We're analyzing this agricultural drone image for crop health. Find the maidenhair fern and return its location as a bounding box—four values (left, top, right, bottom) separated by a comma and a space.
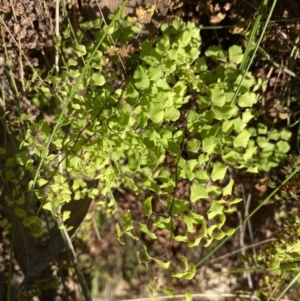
2, 15, 292, 297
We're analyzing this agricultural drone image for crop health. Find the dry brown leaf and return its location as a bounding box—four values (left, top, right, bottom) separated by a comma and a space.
0, 178, 95, 296
21, 192, 91, 287
210, 12, 226, 24
18, 192, 93, 290
136, 5, 153, 24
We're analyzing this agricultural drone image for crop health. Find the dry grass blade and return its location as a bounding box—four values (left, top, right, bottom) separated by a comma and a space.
0, 15, 45, 85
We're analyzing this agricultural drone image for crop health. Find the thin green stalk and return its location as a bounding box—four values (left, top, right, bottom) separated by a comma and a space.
60, 225, 91, 300
30, 2, 129, 299
48, 0, 90, 294
45, 214, 71, 300
231, 0, 277, 106
239, 0, 269, 71
205, 0, 274, 171
275, 270, 300, 301
207, 0, 277, 171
